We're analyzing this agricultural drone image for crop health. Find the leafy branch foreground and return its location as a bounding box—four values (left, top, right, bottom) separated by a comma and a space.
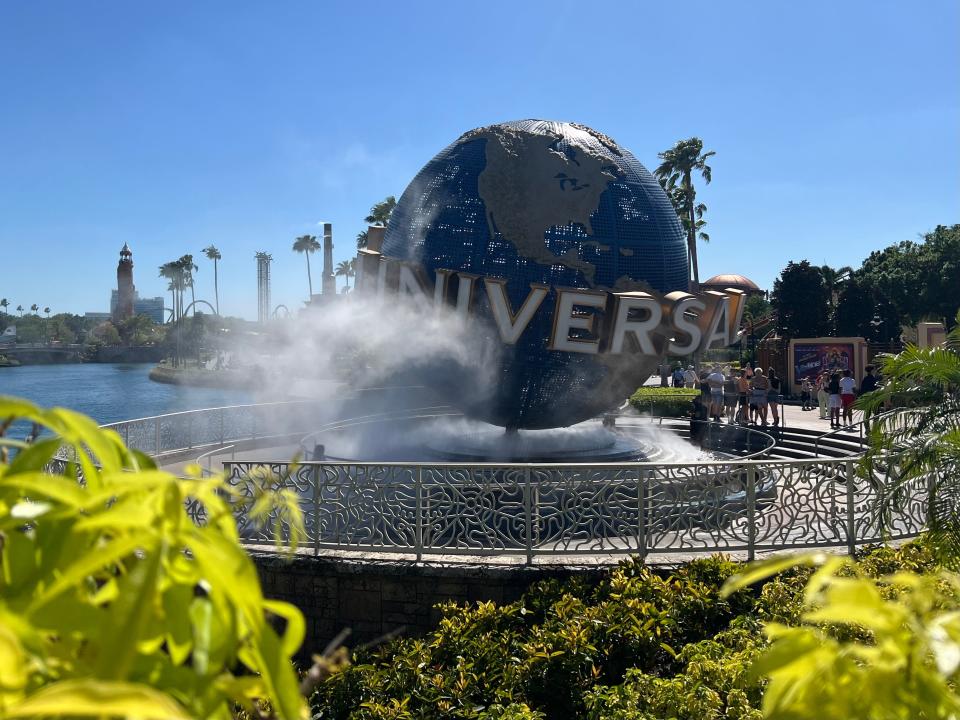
0, 396, 309, 719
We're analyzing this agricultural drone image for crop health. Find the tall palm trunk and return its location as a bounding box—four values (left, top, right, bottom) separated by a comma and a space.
306, 254, 314, 296
213, 259, 219, 315
685, 170, 700, 291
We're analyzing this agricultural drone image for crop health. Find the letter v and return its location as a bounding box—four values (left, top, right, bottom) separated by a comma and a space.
483, 279, 549, 344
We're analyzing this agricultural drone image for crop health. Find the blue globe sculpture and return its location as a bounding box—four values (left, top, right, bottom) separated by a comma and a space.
382, 119, 687, 429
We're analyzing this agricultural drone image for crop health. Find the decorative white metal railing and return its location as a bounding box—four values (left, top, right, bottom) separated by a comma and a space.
218, 453, 934, 563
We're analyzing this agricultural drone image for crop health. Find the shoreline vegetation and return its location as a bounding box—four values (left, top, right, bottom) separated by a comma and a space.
0, 345, 163, 366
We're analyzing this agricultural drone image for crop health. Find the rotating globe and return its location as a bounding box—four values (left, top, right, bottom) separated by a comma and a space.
381, 119, 687, 429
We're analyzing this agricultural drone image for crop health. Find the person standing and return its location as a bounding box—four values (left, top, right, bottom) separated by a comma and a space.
723, 368, 738, 424
683, 365, 699, 389
736, 369, 751, 424
828, 372, 842, 428
817, 372, 830, 420
706, 365, 725, 422
672, 364, 684, 388
800, 377, 813, 411
751, 367, 770, 426
839, 369, 857, 427
859, 365, 879, 429
659, 362, 670, 387
767, 368, 782, 427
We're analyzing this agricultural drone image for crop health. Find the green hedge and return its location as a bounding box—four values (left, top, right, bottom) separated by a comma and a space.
629, 386, 700, 417
310, 543, 939, 719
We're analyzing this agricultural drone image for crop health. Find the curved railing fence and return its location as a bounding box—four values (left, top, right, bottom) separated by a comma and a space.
99, 400, 326, 457
219, 453, 935, 563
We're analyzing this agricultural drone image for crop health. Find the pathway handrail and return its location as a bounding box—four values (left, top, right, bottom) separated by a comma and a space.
812, 407, 912, 456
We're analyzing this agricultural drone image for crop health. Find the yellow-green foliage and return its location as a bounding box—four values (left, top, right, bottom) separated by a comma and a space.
0, 397, 308, 719
723, 551, 960, 719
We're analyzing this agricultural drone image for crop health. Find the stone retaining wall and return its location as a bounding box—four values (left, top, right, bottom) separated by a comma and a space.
252, 552, 610, 656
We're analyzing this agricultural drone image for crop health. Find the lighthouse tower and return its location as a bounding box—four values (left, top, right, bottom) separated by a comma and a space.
114, 243, 136, 322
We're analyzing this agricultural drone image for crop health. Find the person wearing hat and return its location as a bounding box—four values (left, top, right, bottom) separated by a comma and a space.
683, 364, 699, 389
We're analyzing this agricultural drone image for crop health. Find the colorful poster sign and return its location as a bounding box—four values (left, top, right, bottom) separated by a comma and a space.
793, 343, 854, 383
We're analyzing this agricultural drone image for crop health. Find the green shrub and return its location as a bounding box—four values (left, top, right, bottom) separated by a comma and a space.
629, 387, 699, 417
312, 546, 943, 720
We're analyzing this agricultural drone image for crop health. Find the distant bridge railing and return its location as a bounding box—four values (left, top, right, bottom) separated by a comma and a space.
99, 400, 325, 458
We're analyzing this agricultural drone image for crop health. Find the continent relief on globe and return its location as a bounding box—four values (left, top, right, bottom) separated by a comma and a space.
461, 124, 622, 285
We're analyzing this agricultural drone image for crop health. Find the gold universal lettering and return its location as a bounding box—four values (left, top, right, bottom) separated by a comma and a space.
483, 278, 550, 344
608, 292, 663, 354
549, 288, 607, 354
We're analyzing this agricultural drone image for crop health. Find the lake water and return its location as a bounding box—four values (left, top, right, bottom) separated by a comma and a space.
0, 363, 251, 426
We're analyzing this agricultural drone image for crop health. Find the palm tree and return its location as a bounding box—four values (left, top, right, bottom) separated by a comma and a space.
292, 235, 321, 296
356, 196, 397, 249
335, 260, 355, 291
820, 265, 853, 308
30, 304, 38, 315
178, 255, 198, 315
665, 184, 710, 247
365, 196, 396, 226
159, 262, 178, 323
16, 305, 23, 317
655, 138, 715, 291
43, 307, 50, 317
203, 245, 221, 315
0, 299, 8, 315
159, 260, 187, 366
858, 312, 960, 560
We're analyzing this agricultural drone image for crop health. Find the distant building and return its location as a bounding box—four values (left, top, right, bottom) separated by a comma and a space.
256, 252, 272, 323
701, 273, 766, 298
134, 296, 165, 324
87, 244, 167, 324
108, 292, 165, 324
114, 243, 135, 322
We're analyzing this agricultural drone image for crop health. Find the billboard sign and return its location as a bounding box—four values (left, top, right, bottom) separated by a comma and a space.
793, 343, 854, 383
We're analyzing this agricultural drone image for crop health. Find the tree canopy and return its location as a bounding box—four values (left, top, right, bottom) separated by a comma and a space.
771, 260, 830, 338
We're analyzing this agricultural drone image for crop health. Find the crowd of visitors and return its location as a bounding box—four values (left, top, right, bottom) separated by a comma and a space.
659, 361, 883, 432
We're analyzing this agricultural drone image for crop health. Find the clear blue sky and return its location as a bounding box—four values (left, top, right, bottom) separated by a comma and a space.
1, 1, 957, 320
